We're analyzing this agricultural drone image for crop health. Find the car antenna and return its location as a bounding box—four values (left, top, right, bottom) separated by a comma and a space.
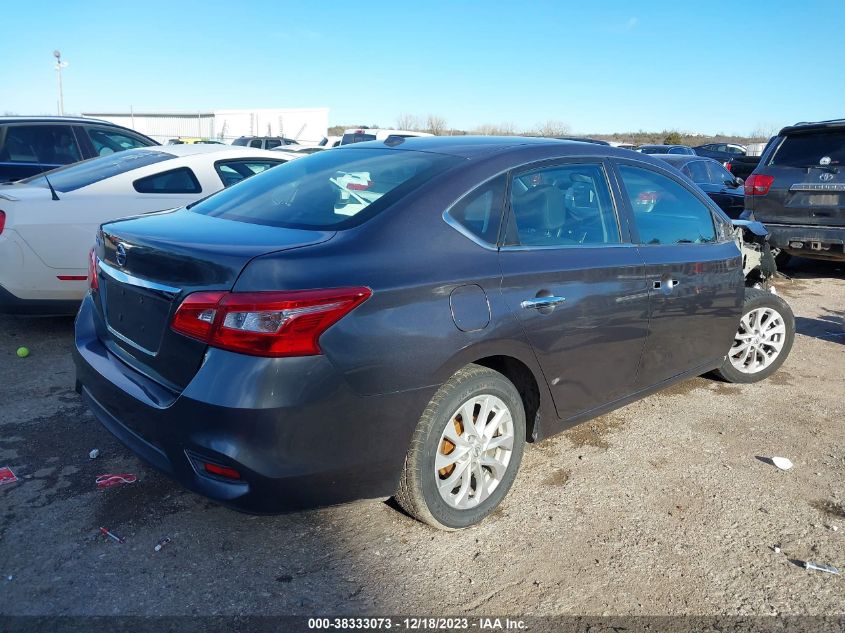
43, 173, 60, 200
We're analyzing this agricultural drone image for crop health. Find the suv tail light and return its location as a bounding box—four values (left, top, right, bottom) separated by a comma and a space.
744, 174, 774, 196
87, 248, 99, 291
171, 287, 372, 357
725, 162, 732, 172
0, 210, 5, 235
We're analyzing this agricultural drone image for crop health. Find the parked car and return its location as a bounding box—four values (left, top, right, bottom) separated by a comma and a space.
340, 128, 433, 145
232, 136, 299, 150
74, 137, 795, 530
0, 116, 158, 183
694, 143, 747, 163
726, 137, 778, 181
0, 145, 289, 314
637, 144, 696, 155
167, 138, 226, 145
653, 154, 746, 218
742, 119, 845, 264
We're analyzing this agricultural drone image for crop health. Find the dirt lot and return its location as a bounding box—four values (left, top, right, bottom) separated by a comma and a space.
0, 258, 843, 617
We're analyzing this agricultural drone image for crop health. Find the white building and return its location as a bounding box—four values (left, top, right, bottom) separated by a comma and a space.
81, 107, 329, 144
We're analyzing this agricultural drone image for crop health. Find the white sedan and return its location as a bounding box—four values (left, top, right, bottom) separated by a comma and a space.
0, 145, 292, 314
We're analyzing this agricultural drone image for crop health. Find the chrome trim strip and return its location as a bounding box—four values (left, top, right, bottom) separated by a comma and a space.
441, 211, 499, 251
789, 183, 845, 192
98, 259, 181, 297
105, 324, 157, 357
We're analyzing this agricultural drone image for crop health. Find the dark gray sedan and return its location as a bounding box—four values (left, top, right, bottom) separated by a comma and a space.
74, 137, 795, 529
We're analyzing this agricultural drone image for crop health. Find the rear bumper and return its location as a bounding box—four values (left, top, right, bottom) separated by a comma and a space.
762, 223, 845, 260
73, 294, 435, 513
0, 285, 79, 315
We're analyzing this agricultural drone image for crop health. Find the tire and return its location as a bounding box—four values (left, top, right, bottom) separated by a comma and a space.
715, 288, 795, 384
395, 364, 526, 530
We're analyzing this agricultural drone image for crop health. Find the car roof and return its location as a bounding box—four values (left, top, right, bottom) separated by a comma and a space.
639, 144, 687, 149
651, 154, 721, 167
332, 135, 658, 162
0, 115, 119, 126
139, 145, 285, 158
780, 119, 845, 135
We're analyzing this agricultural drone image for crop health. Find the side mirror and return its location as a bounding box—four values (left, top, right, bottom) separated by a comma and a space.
725, 177, 743, 188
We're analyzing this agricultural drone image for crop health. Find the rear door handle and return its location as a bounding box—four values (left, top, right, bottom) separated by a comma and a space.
521, 296, 566, 310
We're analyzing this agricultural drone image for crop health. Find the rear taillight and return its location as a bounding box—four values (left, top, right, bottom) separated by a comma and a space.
171, 287, 372, 357
744, 174, 774, 196
87, 248, 99, 291
725, 162, 732, 172
0, 211, 5, 235
203, 462, 241, 480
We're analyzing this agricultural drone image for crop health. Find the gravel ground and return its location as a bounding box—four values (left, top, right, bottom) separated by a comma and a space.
0, 258, 842, 617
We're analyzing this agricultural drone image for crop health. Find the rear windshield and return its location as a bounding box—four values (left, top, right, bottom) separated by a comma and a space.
20, 149, 174, 192
770, 131, 845, 168
341, 133, 377, 145
190, 148, 461, 230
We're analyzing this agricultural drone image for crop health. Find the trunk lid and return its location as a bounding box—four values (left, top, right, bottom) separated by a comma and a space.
753, 165, 845, 227
94, 208, 334, 390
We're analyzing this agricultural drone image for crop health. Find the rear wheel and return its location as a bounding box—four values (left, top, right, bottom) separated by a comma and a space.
395, 364, 525, 530
715, 288, 795, 383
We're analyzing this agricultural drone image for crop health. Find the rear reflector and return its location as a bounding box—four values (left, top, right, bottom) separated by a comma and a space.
87, 249, 99, 291
0, 211, 5, 235
171, 287, 372, 357
57, 275, 87, 281
744, 174, 774, 196
203, 462, 241, 480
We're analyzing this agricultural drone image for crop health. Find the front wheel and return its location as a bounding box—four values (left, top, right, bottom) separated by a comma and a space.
715, 288, 795, 383
395, 364, 526, 530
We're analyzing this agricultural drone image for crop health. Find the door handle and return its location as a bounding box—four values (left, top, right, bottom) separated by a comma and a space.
652, 279, 680, 290
521, 296, 566, 310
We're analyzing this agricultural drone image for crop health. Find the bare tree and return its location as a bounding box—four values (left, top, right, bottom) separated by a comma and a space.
425, 114, 448, 136
532, 119, 572, 137
472, 122, 518, 136
396, 113, 421, 131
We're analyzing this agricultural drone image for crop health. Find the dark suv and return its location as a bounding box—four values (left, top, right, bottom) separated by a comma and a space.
0, 116, 158, 182
744, 119, 845, 263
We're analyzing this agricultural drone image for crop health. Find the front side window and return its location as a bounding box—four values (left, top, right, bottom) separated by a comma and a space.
232, 138, 249, 146
507, 163, 620, 247
770, 131, 845, 167
618, 164, 716, 245
133, 167, 201, 194
683, 160, 710, 184
191, 148, 460, 230
19, 148, 174, 192
0, 124, 81, 165
215, 159, 284, 187
86, 127, 153, 156
249, 139, 263, 148
706, 161, 734, 186
445, 174, 506, 246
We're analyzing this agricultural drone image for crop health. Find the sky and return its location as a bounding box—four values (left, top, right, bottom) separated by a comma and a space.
1, 0, 842, 136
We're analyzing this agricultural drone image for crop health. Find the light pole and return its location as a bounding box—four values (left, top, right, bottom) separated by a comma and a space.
53, 50, 68, 115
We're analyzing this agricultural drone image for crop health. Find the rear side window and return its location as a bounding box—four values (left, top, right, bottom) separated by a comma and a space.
265, 139, 282, 150
706, 161, 733, 185
446, 175, 506, 246
341, 133, 377, 145
507, 163, 620, 247
19, 148, 174, 192
86, 127, 153, 156
133, 167, 201, 193
0, 124, 81, 165
215, 159, 284, 187
249, 139, 263, 148
618, 165, 716, 245
770, 131, 845, 167
191, 148, 460, 230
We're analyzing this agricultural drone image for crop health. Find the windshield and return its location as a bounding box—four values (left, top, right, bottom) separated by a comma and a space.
771, 131, 845, 168
190, 148, 461, 230
20, 149, 174, 192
